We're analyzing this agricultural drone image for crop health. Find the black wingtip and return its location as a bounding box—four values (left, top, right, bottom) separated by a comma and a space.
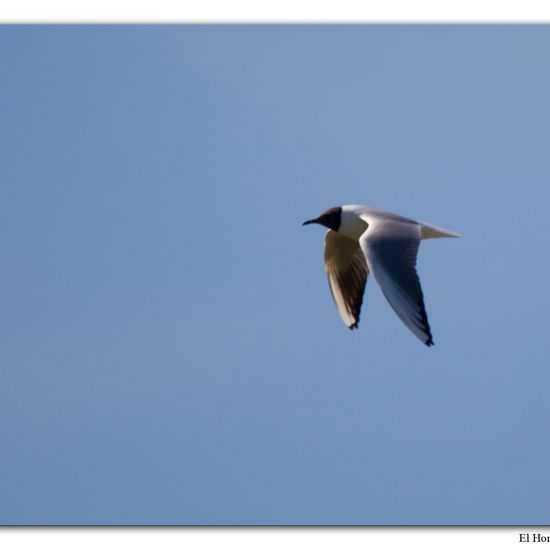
425, 336, 434, 347
348, 322, 359, 330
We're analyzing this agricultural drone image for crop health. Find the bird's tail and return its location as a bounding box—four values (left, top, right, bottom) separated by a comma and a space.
419, 222, 462, 239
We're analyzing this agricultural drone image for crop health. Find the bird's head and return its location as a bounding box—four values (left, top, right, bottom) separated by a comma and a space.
302, 206, 342, 231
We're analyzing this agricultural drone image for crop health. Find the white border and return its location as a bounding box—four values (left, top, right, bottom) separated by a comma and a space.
2, 0, 550, 22
1, 527, 550, 550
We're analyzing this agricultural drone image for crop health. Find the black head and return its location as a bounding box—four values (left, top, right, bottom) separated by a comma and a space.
302, 206, 342, 231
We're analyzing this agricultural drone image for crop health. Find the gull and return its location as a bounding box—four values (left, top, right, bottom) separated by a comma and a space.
303, 205, 460, 346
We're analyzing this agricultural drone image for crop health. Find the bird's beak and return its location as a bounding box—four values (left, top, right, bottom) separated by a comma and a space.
302, 218, 317, 226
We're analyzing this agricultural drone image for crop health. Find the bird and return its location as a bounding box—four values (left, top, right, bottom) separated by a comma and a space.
302, 205, 461, 346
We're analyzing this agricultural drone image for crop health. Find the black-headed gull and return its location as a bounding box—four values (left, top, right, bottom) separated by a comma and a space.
303, 205, 460, 346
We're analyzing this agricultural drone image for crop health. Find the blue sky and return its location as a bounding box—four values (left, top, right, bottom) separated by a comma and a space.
1, 25, 549, 525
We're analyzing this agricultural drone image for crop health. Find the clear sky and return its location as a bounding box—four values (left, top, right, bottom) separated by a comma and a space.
1, 25, 549, 525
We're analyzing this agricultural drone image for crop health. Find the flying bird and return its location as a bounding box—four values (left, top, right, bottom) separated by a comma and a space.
303, 205, 460, 346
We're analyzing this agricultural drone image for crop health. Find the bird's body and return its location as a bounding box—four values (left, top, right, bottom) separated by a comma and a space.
303, 205, 460, 346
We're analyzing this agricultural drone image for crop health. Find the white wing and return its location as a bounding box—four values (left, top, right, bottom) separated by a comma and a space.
324, 230, 369, 329
359, 220, 434, 346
